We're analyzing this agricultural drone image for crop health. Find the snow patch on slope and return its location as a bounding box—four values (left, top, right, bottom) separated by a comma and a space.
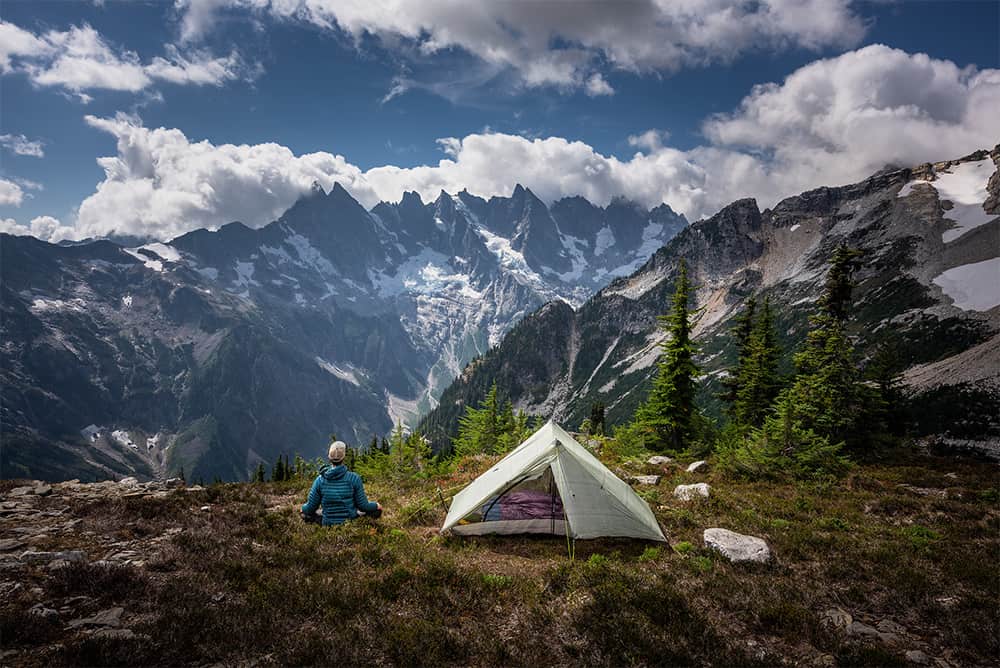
899, 159, 997, 242
933, 258, 1000, 311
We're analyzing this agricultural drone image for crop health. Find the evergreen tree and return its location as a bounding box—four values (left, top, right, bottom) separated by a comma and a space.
788, 246, 864, 447
253, 462, 266, 483
732, 298, 782, 428
719, 393, 850, 479
179, 466, 186, 484
271, 455, 284, 482
721, 297, 757, 409
453, 383, 502, 456
589, 401, 606, 436
633, 258, 702, 452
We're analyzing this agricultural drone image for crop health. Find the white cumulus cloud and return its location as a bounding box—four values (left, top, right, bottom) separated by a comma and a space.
57, 46, 1000, 243
0, 133, 45, 157
175, 0, 867, 95
0, 20, 254, 100
0, 215, 75, 242
0, 179, 25, 206
75, 112, 379, 240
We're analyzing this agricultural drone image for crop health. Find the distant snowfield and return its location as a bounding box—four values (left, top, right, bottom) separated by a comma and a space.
899, 159, 997, 243
933, 257, 1000, 312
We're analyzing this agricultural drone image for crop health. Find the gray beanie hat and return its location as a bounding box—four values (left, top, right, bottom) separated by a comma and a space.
328, 440, 347, 464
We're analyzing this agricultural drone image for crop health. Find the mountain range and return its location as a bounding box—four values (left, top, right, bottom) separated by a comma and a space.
0, 184, 685, 481
419, 148, 1000, 455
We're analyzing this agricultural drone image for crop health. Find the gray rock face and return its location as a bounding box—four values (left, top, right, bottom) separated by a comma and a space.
674, 483, 711, 500
905, 650, 930, 665
703, 528, 772, 563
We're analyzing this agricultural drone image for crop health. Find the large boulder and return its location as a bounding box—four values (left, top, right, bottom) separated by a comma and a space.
703, 528, 772, 563
647, 456, 673, 466
674, 483, 710, 500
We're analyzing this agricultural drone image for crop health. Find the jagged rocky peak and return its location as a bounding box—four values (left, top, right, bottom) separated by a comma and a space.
420, 149, 1000, 450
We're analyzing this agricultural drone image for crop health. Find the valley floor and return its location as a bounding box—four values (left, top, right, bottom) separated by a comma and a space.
1, 450, 997, 666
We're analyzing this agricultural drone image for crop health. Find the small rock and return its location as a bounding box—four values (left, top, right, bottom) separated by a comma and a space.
647, 455, 673, 466
934, 596, 959, 608
944, 473, 958, 480
686, 460, 707, 473
812, 655, 836, 668
200, 505, 211, 512
820, 607, 852, 631
164, 478, 185, 489
186, 485, 204, 492
29, 603, 59, 620
33, 484, 53, 496
846, 621, 880, 639
631, 475, 661, 485
8, 486, 34, 497
674, 483, 710, 500
67, 607, 123, 629
703, 528, 772, 563
19, 550, 86, 564
0, 538, 26, 552
905, 650, 930, 665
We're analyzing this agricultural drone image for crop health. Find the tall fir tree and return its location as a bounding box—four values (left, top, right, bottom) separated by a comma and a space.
788, 245, 864, 447
253, 462, 266, 483
633, 258, 702, 452
589, 401, 606, 436
721, 296, 757, 410
454, 382, 502, 456
732, 297, 783, 428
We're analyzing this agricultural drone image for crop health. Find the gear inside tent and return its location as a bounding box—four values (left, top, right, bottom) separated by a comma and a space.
441, 421, 666, 542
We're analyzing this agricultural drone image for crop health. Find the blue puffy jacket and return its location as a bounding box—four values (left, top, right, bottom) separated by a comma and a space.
301, 464, 378, 526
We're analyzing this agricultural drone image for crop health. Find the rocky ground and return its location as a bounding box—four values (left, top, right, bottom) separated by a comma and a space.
1, 450, 997, 666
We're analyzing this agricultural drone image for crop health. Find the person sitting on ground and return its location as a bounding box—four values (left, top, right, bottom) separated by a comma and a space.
301, 440, 381, 525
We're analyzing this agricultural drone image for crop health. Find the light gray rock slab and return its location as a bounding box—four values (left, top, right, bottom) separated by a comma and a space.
631, 475, 661, 485
67, 607, 123, 629
646, 456, 673, 466
674, 483, 710, 500
703, 528, 772, 563
686, 460, 708, 473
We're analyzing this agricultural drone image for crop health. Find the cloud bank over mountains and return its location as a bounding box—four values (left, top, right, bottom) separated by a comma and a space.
175, 0, 867, 96
29, 45, 991, 242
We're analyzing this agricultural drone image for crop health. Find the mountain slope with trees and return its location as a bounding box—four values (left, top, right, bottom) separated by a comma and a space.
420, 148, 1000, 454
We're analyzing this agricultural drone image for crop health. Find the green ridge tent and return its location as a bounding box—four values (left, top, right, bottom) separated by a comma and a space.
441, 421, 666, 541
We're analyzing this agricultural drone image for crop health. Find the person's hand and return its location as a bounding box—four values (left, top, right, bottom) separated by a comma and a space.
376, 502, 383, 511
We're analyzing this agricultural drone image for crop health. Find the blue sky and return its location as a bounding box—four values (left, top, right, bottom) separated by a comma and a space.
1, 1, 998, 241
